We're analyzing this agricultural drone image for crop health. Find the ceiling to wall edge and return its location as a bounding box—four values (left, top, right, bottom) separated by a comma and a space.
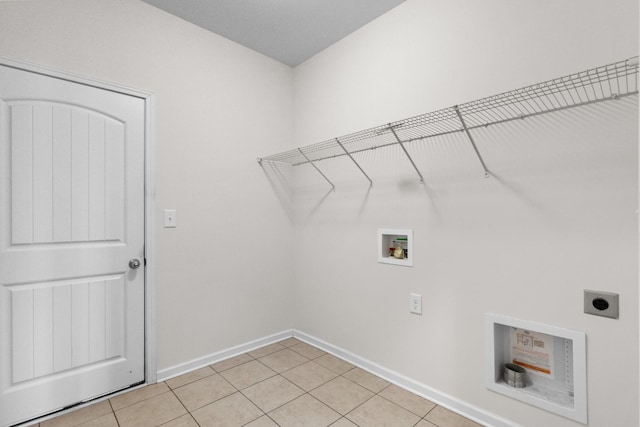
140, 0, 407, 67
258, 56, 639, 189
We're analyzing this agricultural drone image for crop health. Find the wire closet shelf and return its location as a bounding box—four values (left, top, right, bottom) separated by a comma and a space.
258, 57, 639, 186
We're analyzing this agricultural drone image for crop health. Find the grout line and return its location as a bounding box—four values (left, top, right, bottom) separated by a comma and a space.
106, 400, 121, 427
236, 388, 269, 424
169, 387, 190, 413
327, 417, 357, 427
303, 391, 342, 422
374, 384, 436, 420
166, 387, 195, 427
263, 413, 282, 427
423, 404, 443, 427
190, 413, 202, 427
165, 365, 216, 390
108, 382, 168, 412
210, 353, 256, 374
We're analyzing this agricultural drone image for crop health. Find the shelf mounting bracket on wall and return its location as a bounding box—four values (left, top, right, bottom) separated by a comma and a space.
335, 138, 373, 187
388, 124, 425, 184
297, 147, 335, 191
454, 105, 490, 178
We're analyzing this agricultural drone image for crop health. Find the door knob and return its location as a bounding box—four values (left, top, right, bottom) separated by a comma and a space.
129, 259, 141, 269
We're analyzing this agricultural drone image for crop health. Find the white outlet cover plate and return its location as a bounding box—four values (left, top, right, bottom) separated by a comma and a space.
410, 293, 422, 315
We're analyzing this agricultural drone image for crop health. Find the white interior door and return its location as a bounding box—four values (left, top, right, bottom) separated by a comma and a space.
0, 64, 145, 427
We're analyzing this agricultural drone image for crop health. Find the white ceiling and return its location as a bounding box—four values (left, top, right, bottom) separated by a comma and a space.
141, 0, 406, 67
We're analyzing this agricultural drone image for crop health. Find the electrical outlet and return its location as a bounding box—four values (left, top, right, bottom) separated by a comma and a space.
409, 293, 422, 315
584, 290, 619, 319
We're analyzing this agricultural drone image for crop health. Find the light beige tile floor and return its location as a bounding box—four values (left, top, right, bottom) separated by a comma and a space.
34, 338, 483, 427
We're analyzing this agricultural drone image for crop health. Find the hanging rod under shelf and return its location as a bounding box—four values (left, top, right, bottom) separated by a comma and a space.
258, 56, 639, 183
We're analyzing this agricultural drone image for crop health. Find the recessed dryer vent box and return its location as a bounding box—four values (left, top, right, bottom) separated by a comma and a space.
377, 228, 413, 267
485, 314, 587, 424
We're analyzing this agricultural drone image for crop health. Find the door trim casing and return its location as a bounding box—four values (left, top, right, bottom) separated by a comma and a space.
0, 56, 158, 385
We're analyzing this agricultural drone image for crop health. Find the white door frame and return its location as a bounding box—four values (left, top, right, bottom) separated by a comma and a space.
0, 56, 158, 385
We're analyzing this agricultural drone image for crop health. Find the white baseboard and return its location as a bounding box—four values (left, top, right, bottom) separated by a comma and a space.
156, 329, 517, 427
156, 330, 293, 382
292, 330, 520, 427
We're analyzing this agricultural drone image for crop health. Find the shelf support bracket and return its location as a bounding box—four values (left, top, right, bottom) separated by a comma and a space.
388, 125, 425, 184
335, 138, 373, 187
454, 105, 490, 178
297, 148, 335, 191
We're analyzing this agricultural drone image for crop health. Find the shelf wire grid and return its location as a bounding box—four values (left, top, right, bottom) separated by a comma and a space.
258, 57, 638, 167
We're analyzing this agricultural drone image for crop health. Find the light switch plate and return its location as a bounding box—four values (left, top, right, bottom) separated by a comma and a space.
163, 209, 177, 228
584, 290, 618, 319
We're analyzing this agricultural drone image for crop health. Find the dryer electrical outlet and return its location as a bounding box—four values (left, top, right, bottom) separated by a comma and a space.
584, 290, 619, 319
